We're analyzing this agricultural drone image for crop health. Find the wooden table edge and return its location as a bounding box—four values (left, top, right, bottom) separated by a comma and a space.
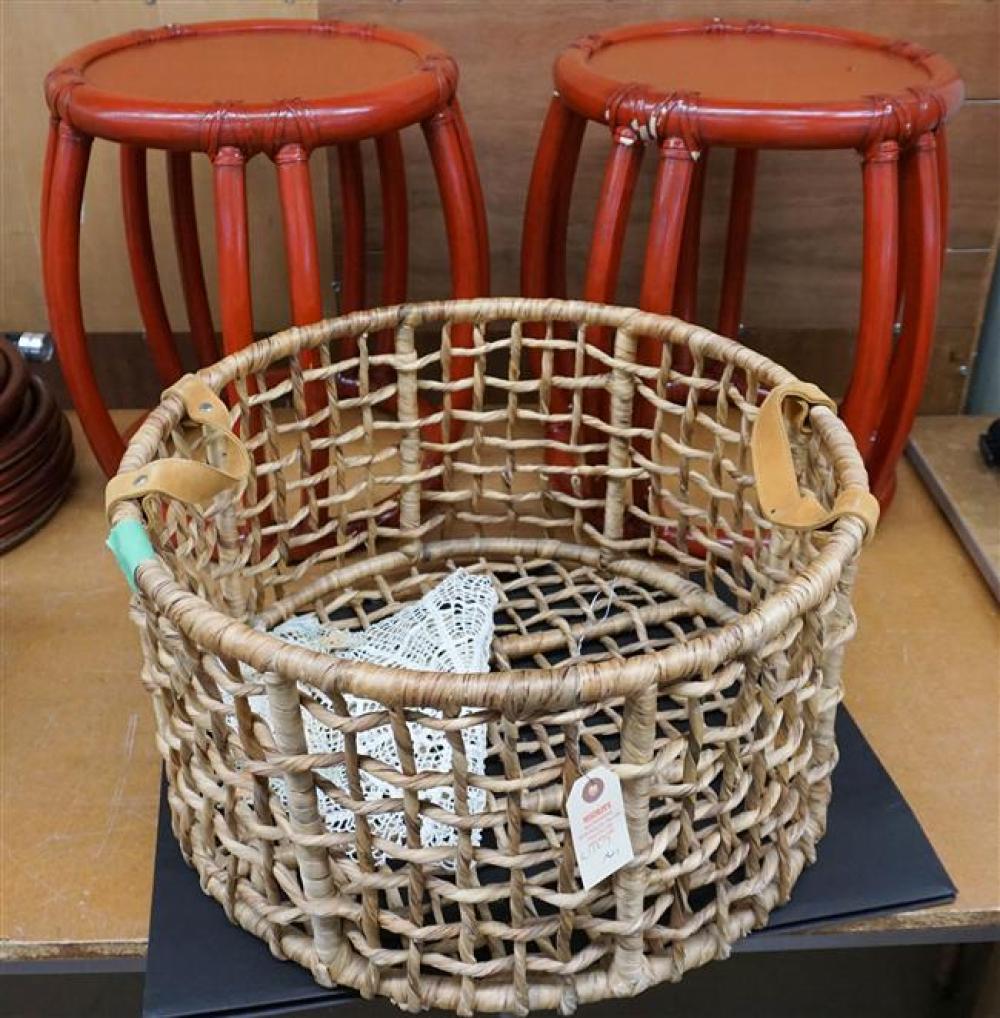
4, 909, 997, 969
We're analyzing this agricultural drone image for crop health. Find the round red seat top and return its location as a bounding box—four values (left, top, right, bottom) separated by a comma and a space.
556, 20, 963, 149
45, 20, 458, 153
84, 26, 423, 103
590, 33, 931, 103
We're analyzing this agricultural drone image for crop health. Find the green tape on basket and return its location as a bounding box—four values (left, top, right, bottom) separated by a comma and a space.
106, 519, 156, 592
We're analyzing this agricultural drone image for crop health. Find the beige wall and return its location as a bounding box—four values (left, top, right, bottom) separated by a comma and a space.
0, 0, 330, 335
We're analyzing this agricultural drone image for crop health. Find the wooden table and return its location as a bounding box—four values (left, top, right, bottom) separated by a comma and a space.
1, 414, 997, 968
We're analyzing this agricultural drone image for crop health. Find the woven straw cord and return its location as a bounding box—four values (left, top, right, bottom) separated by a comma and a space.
115, 298, 868, 1013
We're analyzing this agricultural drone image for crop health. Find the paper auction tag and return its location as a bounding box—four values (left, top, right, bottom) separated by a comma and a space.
567, 766, 634, 889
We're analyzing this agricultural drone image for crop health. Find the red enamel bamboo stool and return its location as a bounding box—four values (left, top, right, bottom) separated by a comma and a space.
521, 20, 963, 506
43, 19, 489, 477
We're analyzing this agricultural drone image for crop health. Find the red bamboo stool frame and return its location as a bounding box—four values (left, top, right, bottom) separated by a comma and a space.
521, 20, 963, 506
43, 20, 489, 477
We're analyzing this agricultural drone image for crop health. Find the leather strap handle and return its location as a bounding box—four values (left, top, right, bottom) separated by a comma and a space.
105, 375, 251, 519
751, 381, 879, 543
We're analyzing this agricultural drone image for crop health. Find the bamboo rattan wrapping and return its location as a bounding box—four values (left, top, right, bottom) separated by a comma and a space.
110, 299, 870, 1014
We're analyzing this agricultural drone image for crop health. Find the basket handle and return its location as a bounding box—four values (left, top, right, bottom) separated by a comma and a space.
751, 381, 879, 543
104, 374, 251, 519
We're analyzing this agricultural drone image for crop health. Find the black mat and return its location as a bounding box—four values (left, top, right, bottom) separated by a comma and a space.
143, 710, 954, 1018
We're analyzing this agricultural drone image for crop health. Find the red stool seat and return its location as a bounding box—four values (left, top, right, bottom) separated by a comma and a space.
47, 21, 457, 153
523, 20, 964, 506
82, 28, 424, 100
559, 23, 961, 144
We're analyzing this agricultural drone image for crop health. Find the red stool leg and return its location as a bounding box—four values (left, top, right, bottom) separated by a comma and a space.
212, 146, 270, 513
275, 144, 326, 410
893, 153, 913, 325
673, 148, 709, 323
582, 128, 644, 428
635, 137, 696, 513
583, 128, 644, 309
521, 95, 585, 369
896, 122, 948, 325
521, 95, 585, 354
422, 101, 488, 302
120, 145, 183, 386
376, 132, 408, 309
841, 140, 899, 460
451, 99, 490, 294
547, 105, 586, 305
717, 148, 758, 339
935, 124, 950, 269
335, 141, 367, 382
868, 134, 941, 505
44, 125, 125, 475
522, 94, 586, 301
574, 126, 644, 516
212, 147, 254, 356
41, 117, 59, 266
638, 138, 696, 349
422, 100, 488, 442
894, 125, 947, 353
276, 145, 324, 329
374, 131, 408, 361
276, 143, 328, 508
520, 95, 587, 491
337, 142, 366, 317
167, 151, 217, 367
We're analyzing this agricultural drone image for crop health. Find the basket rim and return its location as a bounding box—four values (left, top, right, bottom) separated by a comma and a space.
113, 297, 869, 711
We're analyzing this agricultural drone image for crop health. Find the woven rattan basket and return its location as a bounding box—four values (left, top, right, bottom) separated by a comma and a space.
107, 298, 877, 1014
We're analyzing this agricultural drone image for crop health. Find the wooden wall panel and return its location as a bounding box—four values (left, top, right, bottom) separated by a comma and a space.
320, 0, 999, 412
0, 0, 330, 337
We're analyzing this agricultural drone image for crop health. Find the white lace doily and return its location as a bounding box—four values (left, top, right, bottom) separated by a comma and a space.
226, 570, 496, 863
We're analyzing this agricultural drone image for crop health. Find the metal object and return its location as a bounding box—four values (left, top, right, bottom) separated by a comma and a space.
8, 332, 54, 362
